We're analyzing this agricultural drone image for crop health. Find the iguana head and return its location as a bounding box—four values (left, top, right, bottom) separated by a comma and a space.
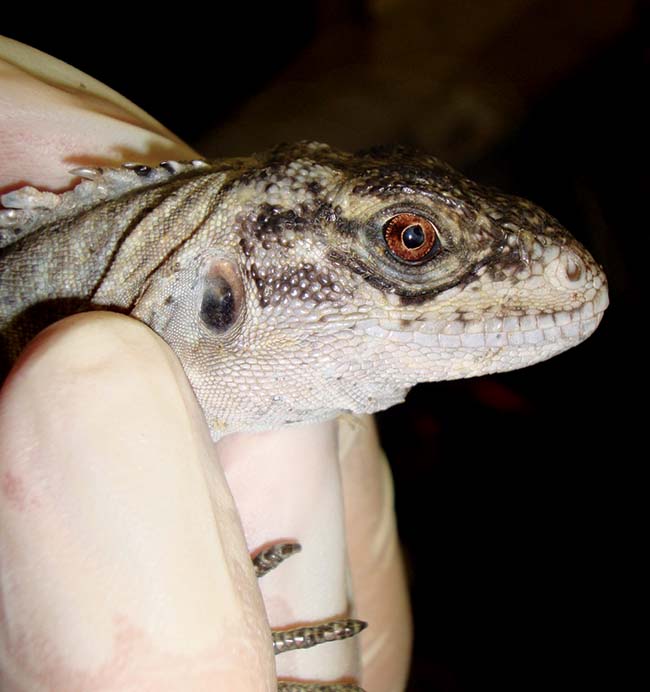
132, 142, 608, 436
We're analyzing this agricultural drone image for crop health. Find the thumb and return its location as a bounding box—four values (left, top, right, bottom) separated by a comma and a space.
0, 313, 276, 691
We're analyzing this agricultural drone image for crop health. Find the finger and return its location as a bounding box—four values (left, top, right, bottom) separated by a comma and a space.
339, 416, 412, 692
0, 313, 274, 691
218, 423, 362, 682
0, 35, 197, 190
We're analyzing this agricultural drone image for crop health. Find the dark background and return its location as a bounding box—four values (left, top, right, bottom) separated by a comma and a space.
3, 1, 644, 689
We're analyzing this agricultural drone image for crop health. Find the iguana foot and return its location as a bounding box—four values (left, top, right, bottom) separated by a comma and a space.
252, 542, 367, 692
253, 541, 303, 577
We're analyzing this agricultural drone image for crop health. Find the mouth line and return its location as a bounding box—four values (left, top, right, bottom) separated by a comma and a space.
357, 284, 609, 348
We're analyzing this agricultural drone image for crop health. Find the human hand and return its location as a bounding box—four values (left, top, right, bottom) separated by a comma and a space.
0, 36, 410, 690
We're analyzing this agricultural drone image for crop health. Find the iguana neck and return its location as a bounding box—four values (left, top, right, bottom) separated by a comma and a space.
0, 168, 229, 366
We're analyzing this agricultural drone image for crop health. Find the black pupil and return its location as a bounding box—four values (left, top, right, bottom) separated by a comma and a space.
402, 224, 425, 249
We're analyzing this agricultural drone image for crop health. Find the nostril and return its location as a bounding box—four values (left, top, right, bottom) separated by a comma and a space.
564, 253, 583, 282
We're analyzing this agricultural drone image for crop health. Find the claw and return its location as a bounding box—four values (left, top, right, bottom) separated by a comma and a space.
273, 619, 367, 656
253, 541, 302, 577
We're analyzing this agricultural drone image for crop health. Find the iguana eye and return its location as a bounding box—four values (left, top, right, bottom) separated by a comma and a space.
383, 213, 440, 263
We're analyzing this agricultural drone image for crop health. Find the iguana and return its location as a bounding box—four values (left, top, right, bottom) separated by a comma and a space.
0, 141, 608, 690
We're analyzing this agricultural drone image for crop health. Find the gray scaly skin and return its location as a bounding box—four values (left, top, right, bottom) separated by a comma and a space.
0, 141, 608, 690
